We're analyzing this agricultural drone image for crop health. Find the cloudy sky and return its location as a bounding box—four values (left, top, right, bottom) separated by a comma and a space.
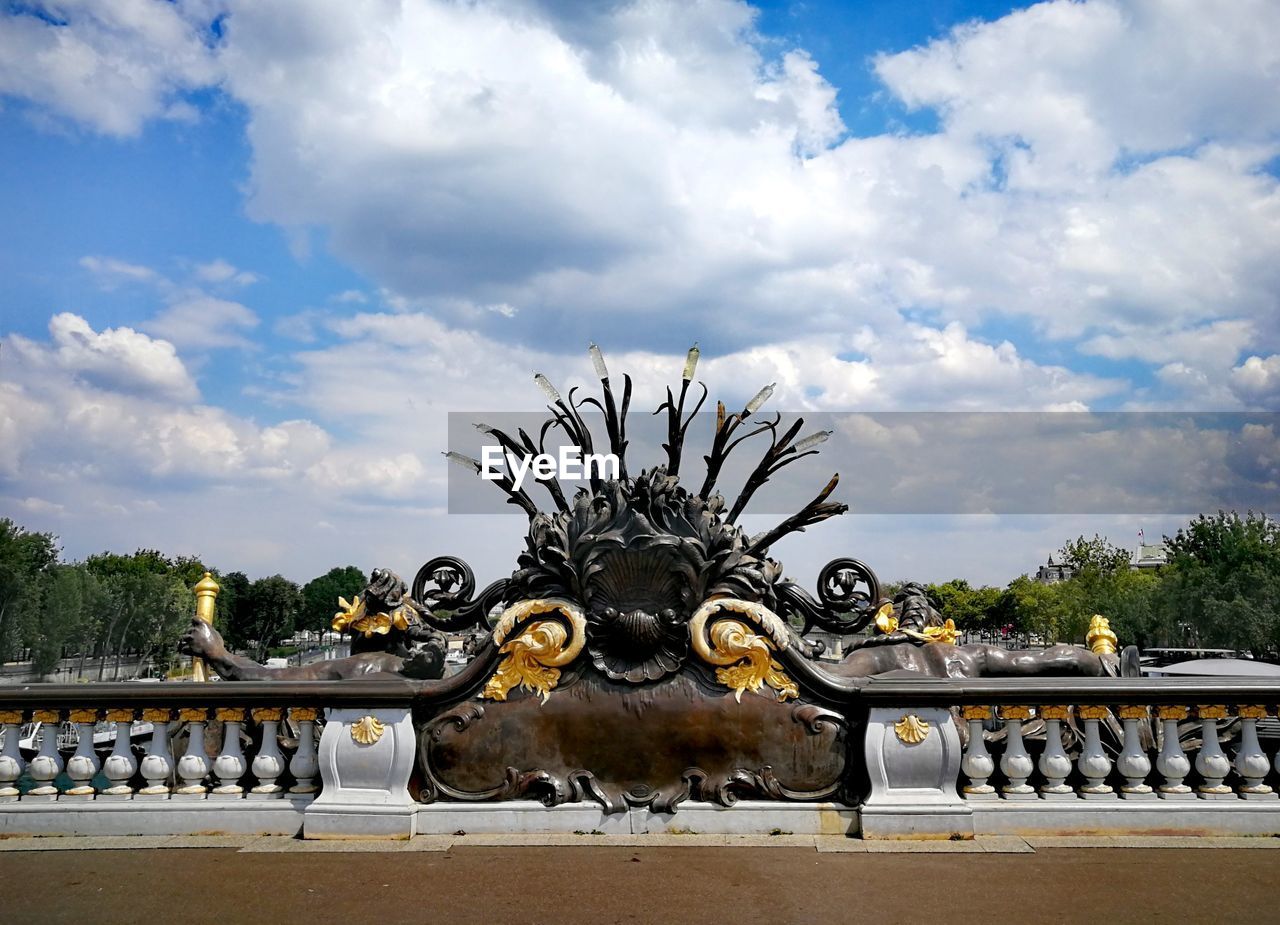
1, 0, 1278, 588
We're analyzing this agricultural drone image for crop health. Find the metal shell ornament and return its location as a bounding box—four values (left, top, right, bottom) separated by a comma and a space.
894, 714, 931, 745
350, 715, 385, 745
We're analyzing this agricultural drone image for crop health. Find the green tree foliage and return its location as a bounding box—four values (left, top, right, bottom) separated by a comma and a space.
299, 566, 367, 634
1155, 511, 1280, 655
0, 519, 60, 663
237, 575, 303, 661
1057, 534, 1133, 574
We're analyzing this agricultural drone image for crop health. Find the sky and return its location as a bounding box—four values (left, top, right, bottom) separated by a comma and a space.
1, 0, 1278, 589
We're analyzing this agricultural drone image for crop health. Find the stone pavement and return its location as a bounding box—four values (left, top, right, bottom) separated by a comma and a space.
2, 835, 1278, 924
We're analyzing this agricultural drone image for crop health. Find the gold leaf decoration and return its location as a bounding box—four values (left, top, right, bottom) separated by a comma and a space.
291, 707, 319, 723
1086, 614, 1118, 655
350, 715, 385, 745
1157, 705, 1188, 721
69, 709, 98, 724
482, 600, 587, 704
1077, 705, 1110, 721
894, 714, 931, 745
873, 602, 898, 635
690, 601, 797, 703
216, 707, 246, 723
332, 594, 413, 638
1237, 705, 1268, 720
960, 705, 991, 722
0, 710, 23, 725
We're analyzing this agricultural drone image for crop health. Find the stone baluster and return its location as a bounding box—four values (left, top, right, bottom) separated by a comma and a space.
1155, 705, 1194, 800
137, 708, 173, 799
1076, 705, 1115, 799
174, 708, 211, 799
1234, 706, 1275, 800
288, 708, 320, 796
1116, 705, 1154, 799
64, 709, 102, 799
26, 710, 65, 801
960, 705, 997, 799
211, 708, 247, 797
0, 710, 26, 802
1037, 705, 1074, 800
1195, 705, 1233, 799
998, 706, 1036, 800
100, 709, 138, 800
249, 708, 286, 798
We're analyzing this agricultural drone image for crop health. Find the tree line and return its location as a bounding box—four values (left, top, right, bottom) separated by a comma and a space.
0, 518, 365, 677
2, 510, 1277, 677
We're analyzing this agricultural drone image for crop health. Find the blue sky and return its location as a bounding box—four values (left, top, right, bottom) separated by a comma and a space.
1, 0, 1278, 587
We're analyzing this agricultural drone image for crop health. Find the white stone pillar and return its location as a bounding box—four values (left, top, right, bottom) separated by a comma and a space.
1116, 705, 1155, 799
1037, 705, 1075, 800
249, 708, 286, 798
998, 705, 1036, 800
174, 708, 211, 799
0, 710, 26, 802
1077, 705, 1115, 799
1234, 706, 1275, 799
960, 705, 997, 800
26, 710, 64, 801
211, 708, 247, 798
99, 708, 138, 800
64, 709, 102, 799
136, 708, 173, 800
1155, 705, 1194, 800
288, 708, 320, 796
1195, 705, 1234, 799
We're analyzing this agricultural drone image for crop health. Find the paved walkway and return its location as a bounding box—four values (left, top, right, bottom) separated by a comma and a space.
2, 835, 1278, 924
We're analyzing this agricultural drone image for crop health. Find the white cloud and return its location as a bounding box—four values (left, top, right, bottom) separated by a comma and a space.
80, 255, 158, 286
0, 1, 221, 137
144, 295, 260, 349
1231, 355, 1280, 408
195, 259, 259, 286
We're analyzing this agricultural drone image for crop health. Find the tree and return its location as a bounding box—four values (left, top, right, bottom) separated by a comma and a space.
1156, 511, 1280, 656
0, 519, 59, 663
926, 579, 1005, 633
299, 566, 367, 635
1057, 534, 1133, 574
236, 575, 302, 661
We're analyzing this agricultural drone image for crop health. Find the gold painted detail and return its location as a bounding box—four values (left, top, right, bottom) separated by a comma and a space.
999, 705, 1032, 722
1085, 615, 1117, 655
142, 708, 171, 724
1157, 705, 1189, 721
1118, 705, 1148, 720
1077, 705, 1110, 721
1237, 705, 1268, 720
332, 594, 412, 638
0, 710, 23, 725
873, 602, 898, 634
482, 599, 587, 704
69, 709, 98, 724
903, 618, 958, 646
961, 705, 991, 722
105, 709, 134, 723
33, 710, 60, 724
291, 708, 319, 723
252, 708, 283, 723
1197, 704, 1228, 720
178, 708, 207, 723
215, 708, 246, 723
689, 599, 797, 702
894, 714, 931, 745
350, 715, 385, 745
1039, 705, 1070, 721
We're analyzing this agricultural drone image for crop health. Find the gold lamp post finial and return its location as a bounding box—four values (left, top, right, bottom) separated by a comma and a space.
191, 572, 220, 682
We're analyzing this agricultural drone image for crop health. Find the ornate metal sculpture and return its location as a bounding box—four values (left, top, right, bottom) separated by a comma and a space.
180, 344, 1137, 812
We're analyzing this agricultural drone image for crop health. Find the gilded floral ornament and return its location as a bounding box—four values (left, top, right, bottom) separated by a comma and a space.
894, 714, 931, 745
873, 602, 898, 634
482, 599, 587, 704
332, 594, 412, 638
1086, 614, 1118, 655
351, 715, 385, 745
903, 618, 958, 646
690, 599, 798, 703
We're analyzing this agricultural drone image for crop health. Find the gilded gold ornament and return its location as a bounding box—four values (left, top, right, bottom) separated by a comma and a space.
1117, 705, 1148, 720
1077, 705, 1110, 721
1237, 705, 1268, 720
1157, 705, 1189, 721
350, 715, 385, 745
142, 708, 171, 724
252, 708, 283, 723
873, 602, 898, 634
690, 600, 797, 702
291, 708, 319, 723
0, 710, 23, 725
1197, 704, 1227, 720
482, 599, 587, 703
33, 709, 60, 724
999, 705, 1032, 721
894, 714, 931, 744
332, 594, 412, 638
903, 618, 958, 646
68, 709, 98, 724
1039, 705, 1070, 721
216, 708, 246, 723
960, 705, 991, 722
1085, 615, 1117, 655
178, 708, 207, 723
105, 708, 134, 723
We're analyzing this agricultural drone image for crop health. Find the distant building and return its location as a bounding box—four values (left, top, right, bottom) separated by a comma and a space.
1035, 556, 1073, 584
1132, 542, 1168, 571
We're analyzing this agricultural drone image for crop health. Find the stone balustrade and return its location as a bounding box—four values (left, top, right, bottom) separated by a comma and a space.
860, 676, 1280, 838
